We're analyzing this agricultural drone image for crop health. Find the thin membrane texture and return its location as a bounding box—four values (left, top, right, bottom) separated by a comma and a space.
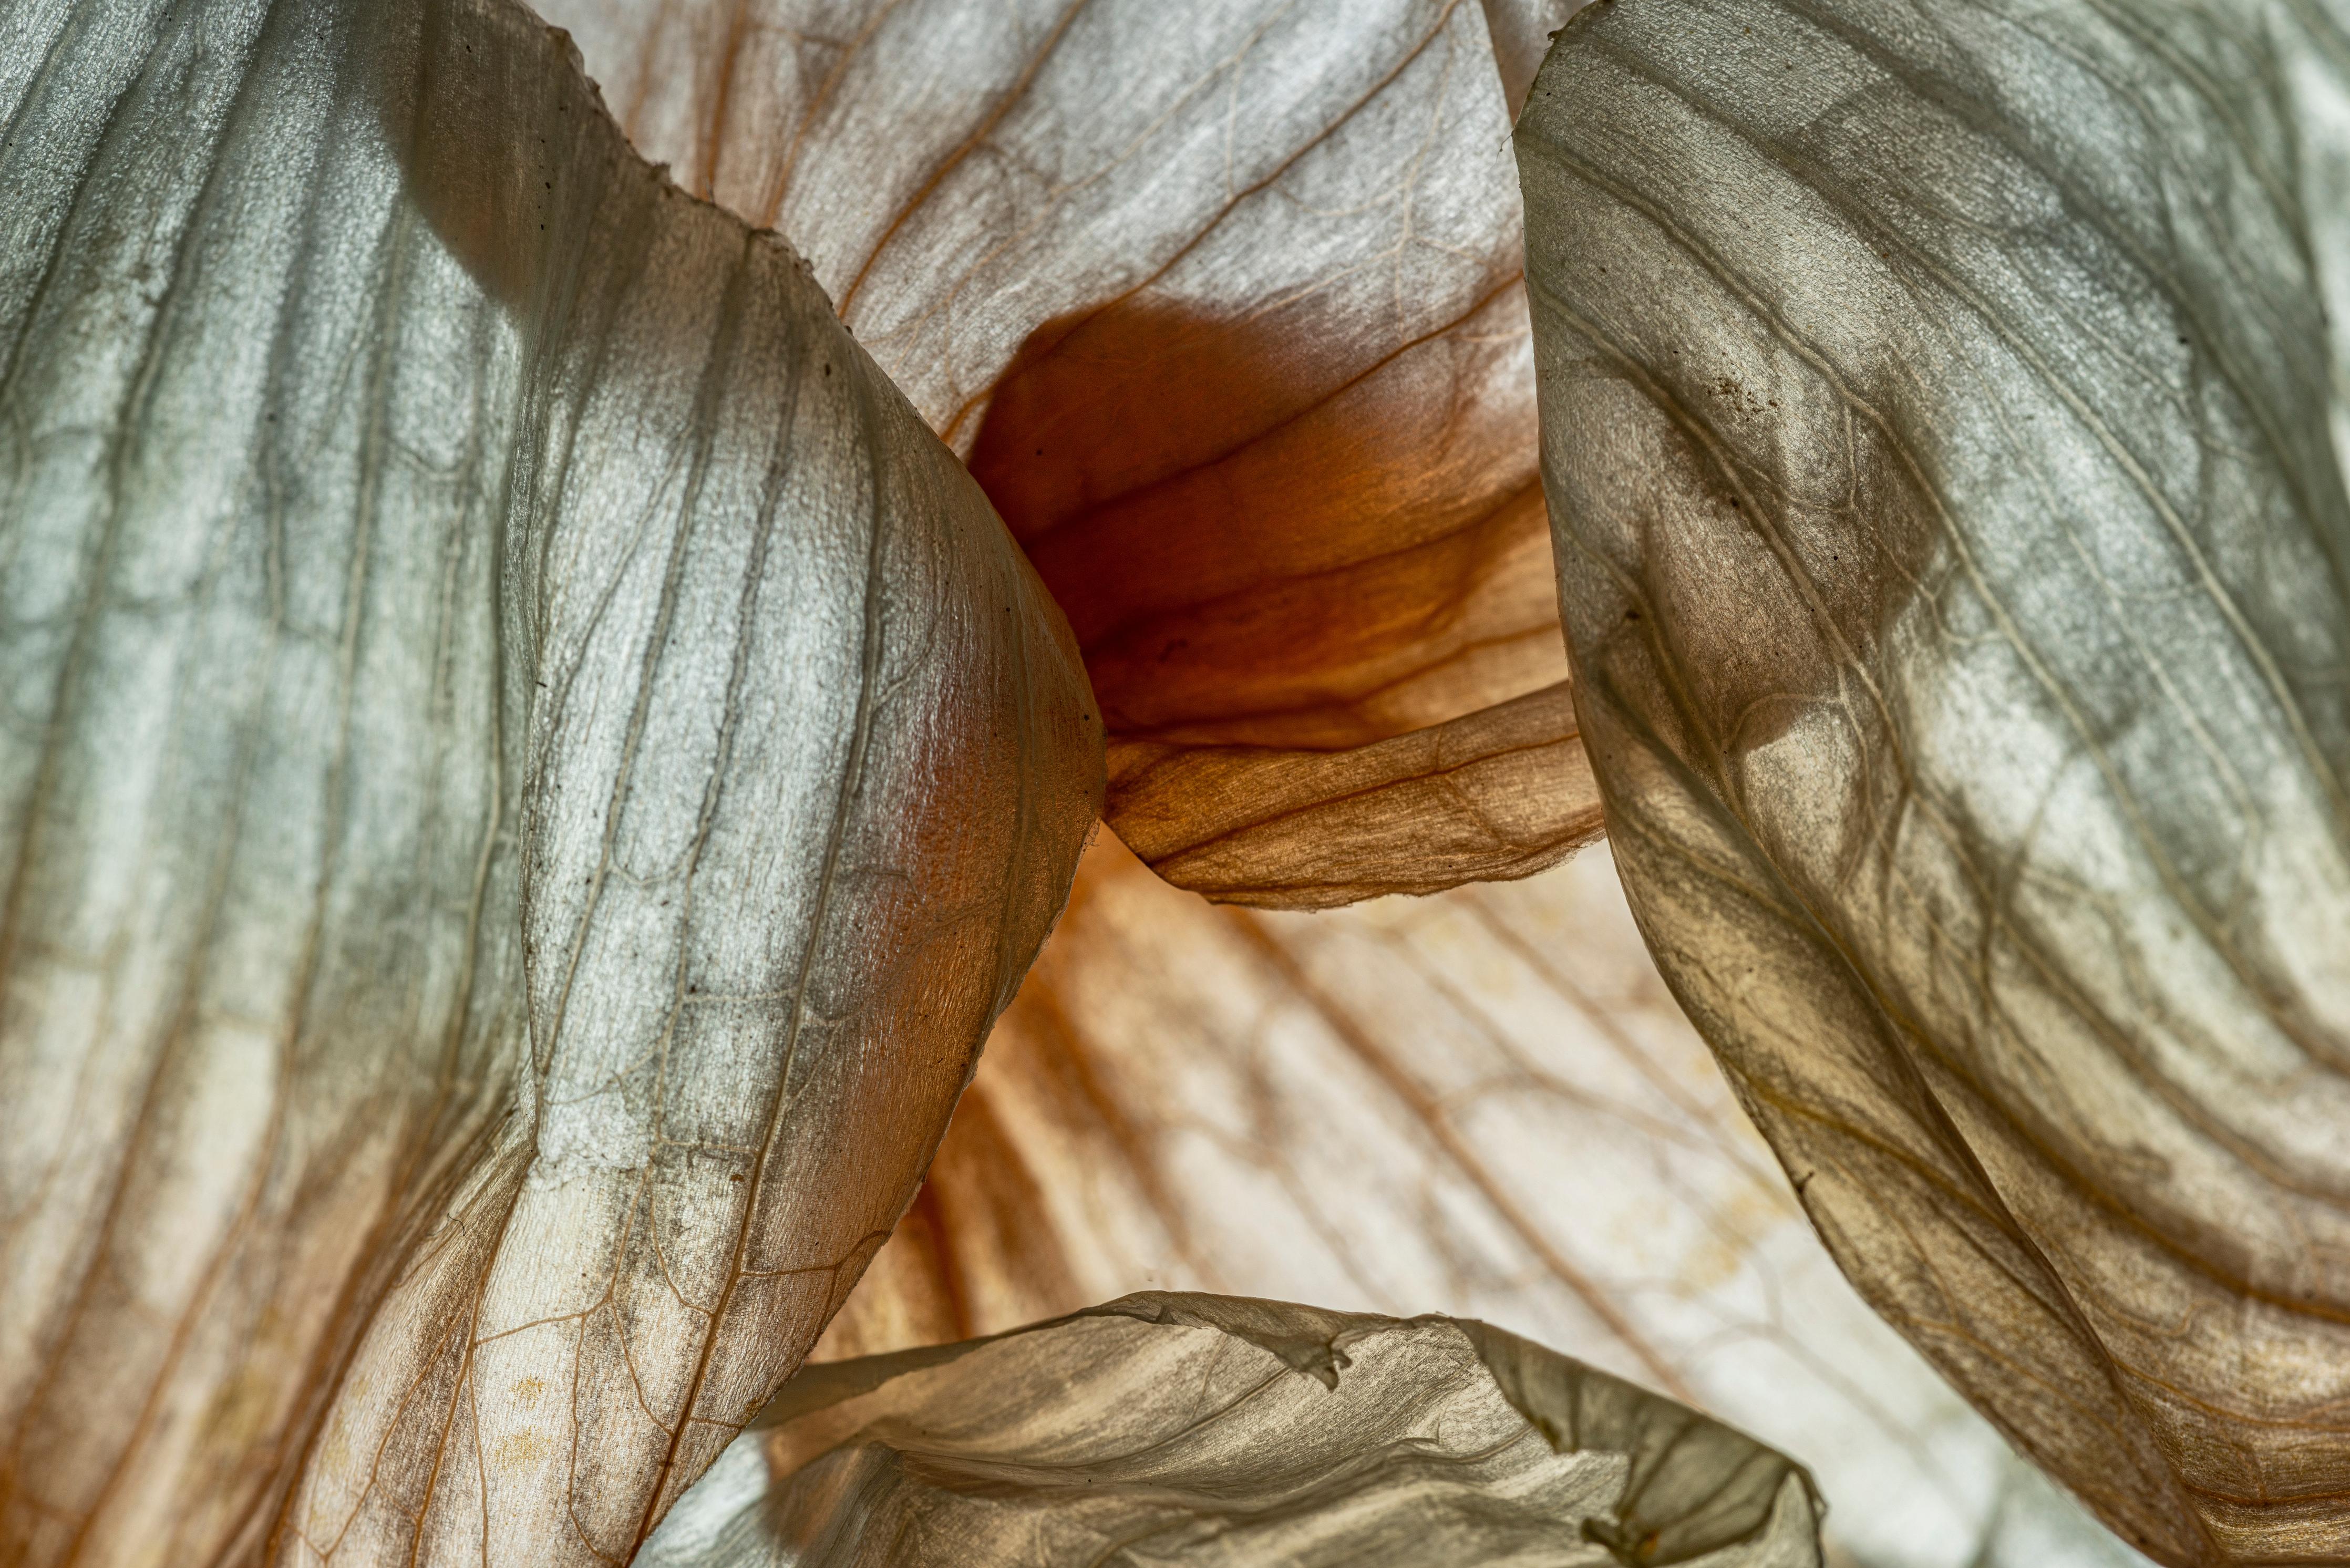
640, 1292, 1823, 1567
1106, 682, 1601, 910
1480, 0, 1589, 115
0, 2, 1099, 1564
1517, 0, 2350, 1561
533, 0, 1600, 906
807, 837, 2157, 1568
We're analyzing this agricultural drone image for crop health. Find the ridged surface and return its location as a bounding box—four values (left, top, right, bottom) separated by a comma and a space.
0, 1, 1100, 1562
1106, 682, 1600, 909
641, 1292, 1823, 1567
806, 835, 2157, 1568
535, 0, 1601, 906
1517, 0, 2350, 1559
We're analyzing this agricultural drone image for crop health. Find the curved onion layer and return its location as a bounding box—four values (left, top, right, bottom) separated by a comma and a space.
1517, 0, 2350, 1560
813, 834, 2156, 1567
0, 1, 1099, 1562
641, 1292, 1822, 1567
537, 0, 1603, 906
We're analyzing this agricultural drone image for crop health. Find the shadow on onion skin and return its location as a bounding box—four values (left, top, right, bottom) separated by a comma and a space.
967, 296, 1566, 753
966, 300, 1604, 907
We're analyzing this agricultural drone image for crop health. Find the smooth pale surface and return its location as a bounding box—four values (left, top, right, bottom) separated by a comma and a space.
0, 1, 1098, 1563
642, 1292, 1823, 1567
1479, 0, 1586, 115
806, 837, 2155, 1568
1517, 0, 2350, 1561
534, 0, 1598, 905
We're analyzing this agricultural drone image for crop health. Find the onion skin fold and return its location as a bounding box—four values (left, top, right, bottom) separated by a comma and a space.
0, 1, 1099, 1562
1518, 0, 2350, 1560
641, 1292, 1825, 1568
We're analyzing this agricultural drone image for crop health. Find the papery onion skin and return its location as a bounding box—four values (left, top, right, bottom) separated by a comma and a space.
538, 0, 1601, 908
1518, 0, 2350, 1561
0, 1, 1098, 1562
641, 1292, 1823, 1568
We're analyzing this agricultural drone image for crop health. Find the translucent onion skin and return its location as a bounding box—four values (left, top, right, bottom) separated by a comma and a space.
538, 0, 1602, 910
642, 1292, 1824, 1568
1518, 0, 2350, 1561
0, 1, 1099, 1562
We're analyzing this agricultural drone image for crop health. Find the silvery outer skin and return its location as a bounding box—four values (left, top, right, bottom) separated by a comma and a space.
1519, 0, 2350, 1561
0, 1, 1100, 1562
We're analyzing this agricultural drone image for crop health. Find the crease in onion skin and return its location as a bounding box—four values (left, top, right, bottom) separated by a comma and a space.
1518, 0, 2350, 1561
804, 832, 2171, 1566
641, 1292, 1825, 1568
537, 0, 1605, 909
1105, 680, 1601, 910
0, 1, 1099, 1563
967, 298, 1601, 906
